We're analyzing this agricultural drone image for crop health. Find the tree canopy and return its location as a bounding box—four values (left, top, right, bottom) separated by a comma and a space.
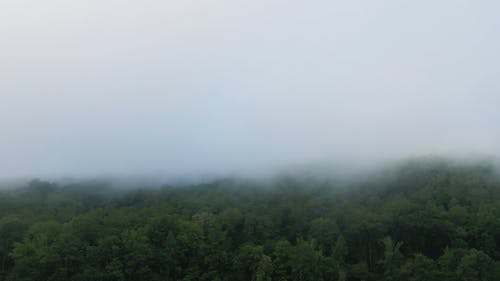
0, 158, 499, 280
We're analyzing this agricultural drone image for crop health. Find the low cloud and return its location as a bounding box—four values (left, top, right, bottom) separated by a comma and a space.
1, 1, 499, 179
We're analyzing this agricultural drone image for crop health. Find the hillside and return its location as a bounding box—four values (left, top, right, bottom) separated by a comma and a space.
1, 159, 499, 280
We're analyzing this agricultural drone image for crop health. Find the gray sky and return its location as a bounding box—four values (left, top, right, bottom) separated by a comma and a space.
1, 0, 499, 178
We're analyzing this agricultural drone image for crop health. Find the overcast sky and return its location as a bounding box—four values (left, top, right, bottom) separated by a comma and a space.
1, 1, 499, 178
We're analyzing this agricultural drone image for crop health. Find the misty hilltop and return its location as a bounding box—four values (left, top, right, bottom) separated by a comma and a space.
0, 157, 500, 280
1, 1, 500, 280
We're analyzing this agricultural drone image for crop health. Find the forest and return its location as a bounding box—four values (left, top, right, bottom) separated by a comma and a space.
0, 158, 499, 281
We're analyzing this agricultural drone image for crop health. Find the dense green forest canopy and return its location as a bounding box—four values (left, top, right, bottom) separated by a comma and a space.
1, 158, 500, 280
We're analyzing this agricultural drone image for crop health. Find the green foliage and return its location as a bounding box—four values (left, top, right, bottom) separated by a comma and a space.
0, 159, 499, 280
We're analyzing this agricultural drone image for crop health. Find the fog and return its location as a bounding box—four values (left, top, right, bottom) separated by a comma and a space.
1, 1, 499, 179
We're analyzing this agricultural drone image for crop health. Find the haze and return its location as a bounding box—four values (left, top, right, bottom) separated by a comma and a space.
1, 1, 499, 179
